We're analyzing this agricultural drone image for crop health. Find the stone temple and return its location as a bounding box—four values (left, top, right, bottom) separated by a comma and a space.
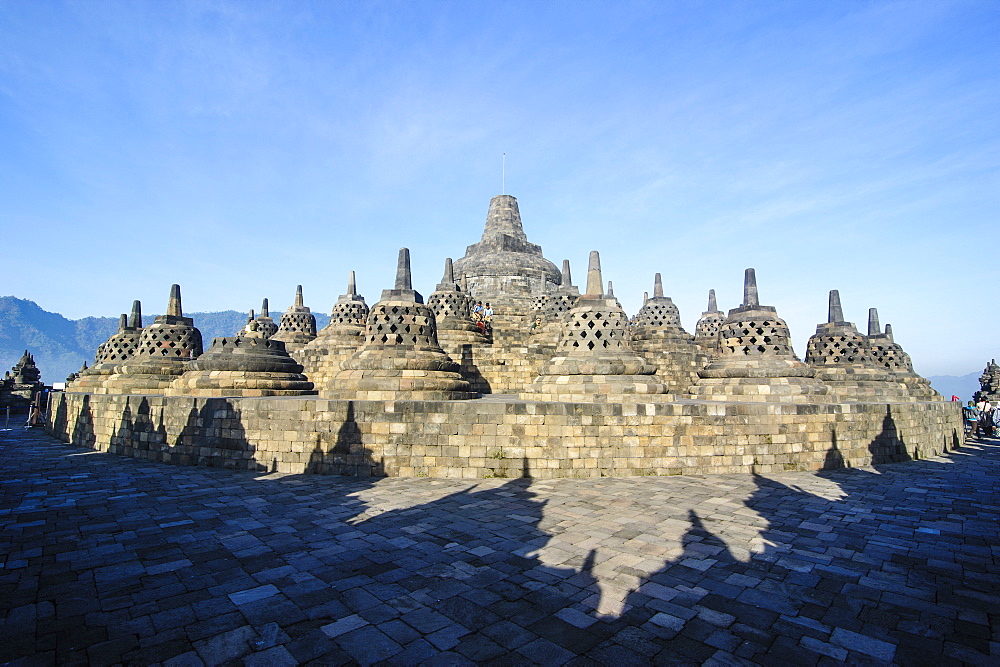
50, 193, 962, 478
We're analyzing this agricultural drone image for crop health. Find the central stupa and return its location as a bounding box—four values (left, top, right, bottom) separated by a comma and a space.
453, 195, 561, 312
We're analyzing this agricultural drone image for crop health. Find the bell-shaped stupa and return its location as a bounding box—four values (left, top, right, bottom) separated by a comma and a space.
453, 195, 562, 316
104, 285, 203, 393
253, 299, 279, 338
326, 249, 476, 400
523, 251, 666, 401
691, 269, 828, 402
804, 291, 906, 400
866, 308, 940, 400
68, 301, 145, 394
630, 273, 708, 393
529, 259, 581, 352
299, 271, 371, 389
694, 289, 725, 356
270, 286, 317, 356
171, 318, 313, 397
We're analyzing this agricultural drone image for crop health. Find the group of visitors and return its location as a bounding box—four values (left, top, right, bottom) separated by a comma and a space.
964, 397, 1000, 439
471, 301, 493, 335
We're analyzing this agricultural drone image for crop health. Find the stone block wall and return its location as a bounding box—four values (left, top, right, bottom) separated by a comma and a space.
48, 392, 963, 479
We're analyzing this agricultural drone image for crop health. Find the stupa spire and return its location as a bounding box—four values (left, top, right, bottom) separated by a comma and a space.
707, 289, 717, 312
443, 258, 454, 283
585, 251, 603, 296
867, 308, 881, 336
742, 269, 758, 308
117, 314, 127, 332
828, 290, 844, 324
347, 270, 357, 295
653, 273, 664, 299
561, 260, 572, 288
167, 284, 183, 317
607, 281, 614, 297
129, 300, 142, 329
294, 285, 304, 308
261, 298, 270, 317
395, 248, 412, 291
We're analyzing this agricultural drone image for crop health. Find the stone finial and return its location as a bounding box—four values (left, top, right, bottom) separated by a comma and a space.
561, 260, 572, 288
347, 271, 357, 295
395, 248, 412, 291
482, 195, 528, 244
248, 309, 255, 323
742, 269, 758, 308
460, 274, 468, 292
653, 273, 664, 299
643, 291, 649, 304
708, 289, 717, 312
885, 324, 894, 342
867, 308, 881, 336
443, 258, 454, 284
294, 285, 304, 308
129, 300, 142, 329
585, 251, 603, 296
828, 290, 844, 324
167, 284, 183, 317
117, 314, 127, 332
261, 298, 270, 317
607, 281, 614, 297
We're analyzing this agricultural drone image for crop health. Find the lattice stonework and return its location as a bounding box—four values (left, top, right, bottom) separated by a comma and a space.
98, 331, 143, 364
533, 294, 578, 323
428, 292, 471, 320
331, 302, 369, 327
278, 312, 317, 336
634, 300, 681, 328
719, 318, 795, 357
870, 342, 914, 372
805, 333, 876, 366
366, 303, 439, 347
696, 313, 724, 338
135, 325, 203, 359
558, 308, 629, 353
255, 319, 279, 338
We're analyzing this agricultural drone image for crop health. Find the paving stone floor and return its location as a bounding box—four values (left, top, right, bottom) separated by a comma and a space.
1, 426, 998, 665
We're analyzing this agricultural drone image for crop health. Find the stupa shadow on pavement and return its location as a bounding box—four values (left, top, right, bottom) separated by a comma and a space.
1, 427, 997, 664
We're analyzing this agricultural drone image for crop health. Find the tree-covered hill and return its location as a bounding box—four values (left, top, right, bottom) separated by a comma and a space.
0, 296, 329, 384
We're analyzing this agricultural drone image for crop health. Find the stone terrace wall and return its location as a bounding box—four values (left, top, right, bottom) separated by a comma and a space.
48, 392, 963, 479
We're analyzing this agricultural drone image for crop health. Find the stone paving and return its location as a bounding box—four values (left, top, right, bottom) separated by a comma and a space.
1, 426, 998, 666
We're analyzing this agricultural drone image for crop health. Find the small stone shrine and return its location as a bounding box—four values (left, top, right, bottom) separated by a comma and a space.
694, 289, 725, 356
977, 359, 1000, 402
630, 273, 707, 393
692, 269, 828, 402
524, 251, 665, 402
270, 286, 317, 356
0, 350, 46, 408
427, 258, 491, 392
325, 248, 476, 401
866, 308, 939, 400
68, 301, 144, 394
299, 271, 370, 389
804, 291, 905, 400
170, 320, 313, 397
103, 284, 203, 394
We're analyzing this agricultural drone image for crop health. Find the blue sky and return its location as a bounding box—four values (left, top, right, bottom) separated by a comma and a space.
2, 0, 997, 377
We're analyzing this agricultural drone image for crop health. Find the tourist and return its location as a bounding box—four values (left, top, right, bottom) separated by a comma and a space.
982, 401, 995, 438
965, 401, 981, 439
472, 301, 483, 321
483, 303, 493, 321
530, 316, 542, 331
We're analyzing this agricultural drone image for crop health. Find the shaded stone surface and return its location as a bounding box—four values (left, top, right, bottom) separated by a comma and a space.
2, 426, 998, 665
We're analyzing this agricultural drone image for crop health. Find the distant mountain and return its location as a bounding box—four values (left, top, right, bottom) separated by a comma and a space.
0, 296, 329, 385
928, 372, 980, 402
